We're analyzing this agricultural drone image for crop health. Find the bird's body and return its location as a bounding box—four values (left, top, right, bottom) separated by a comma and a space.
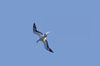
43, 38, 46, 42
36, 36, 46, 42
33, 23, 54, 53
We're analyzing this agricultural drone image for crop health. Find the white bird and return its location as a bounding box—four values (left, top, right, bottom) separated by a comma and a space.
33, 23, 54, 53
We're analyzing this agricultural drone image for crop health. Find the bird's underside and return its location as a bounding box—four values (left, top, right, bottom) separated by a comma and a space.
33, 23, 54, 53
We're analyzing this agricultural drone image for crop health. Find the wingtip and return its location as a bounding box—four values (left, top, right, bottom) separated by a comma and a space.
33, 23, 36, 27
33, 23, 35, 25
33, 23, 37, 31
50, 51, 54, 53
48, 48, 54, 53
51, 51, 54, 53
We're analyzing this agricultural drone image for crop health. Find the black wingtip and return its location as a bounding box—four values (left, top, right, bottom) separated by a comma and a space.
33, 23, 36, 29
48, 48, 54, 53
33, 23, 35, 26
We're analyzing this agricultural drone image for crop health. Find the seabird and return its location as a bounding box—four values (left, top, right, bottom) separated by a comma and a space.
33, 23, 54, 53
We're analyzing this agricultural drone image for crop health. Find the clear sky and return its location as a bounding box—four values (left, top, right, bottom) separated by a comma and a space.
0, 0, 100, 66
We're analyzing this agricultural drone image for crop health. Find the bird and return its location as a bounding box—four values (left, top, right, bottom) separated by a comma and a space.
33, 23, 54, 53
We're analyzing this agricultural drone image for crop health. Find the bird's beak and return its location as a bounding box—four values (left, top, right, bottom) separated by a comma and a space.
46, 32, 50, 35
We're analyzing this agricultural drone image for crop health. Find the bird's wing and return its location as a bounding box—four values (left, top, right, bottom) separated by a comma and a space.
33, 23, 43, 37
43, 40, 54, 53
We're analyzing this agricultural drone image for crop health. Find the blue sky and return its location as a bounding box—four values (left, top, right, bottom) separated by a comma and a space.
0, 0, 100, 66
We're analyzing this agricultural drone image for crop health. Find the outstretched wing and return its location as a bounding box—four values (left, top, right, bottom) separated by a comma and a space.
43, 40, 54, 53
33, 23, 43, 37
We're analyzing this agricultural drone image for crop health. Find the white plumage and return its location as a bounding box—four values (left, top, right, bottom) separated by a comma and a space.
33, 23, 54, 53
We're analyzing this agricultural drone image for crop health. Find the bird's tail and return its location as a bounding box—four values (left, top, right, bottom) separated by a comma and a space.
36, 38, 41, 43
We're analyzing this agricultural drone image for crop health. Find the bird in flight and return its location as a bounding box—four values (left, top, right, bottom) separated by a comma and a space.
33, 23, 54, 53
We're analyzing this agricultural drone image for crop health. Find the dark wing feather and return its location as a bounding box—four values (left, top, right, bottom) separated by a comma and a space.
43, 40, 54, 53
33, 23, 43, 37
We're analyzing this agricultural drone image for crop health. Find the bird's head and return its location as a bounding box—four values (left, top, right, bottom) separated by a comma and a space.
44, 32, 50, 37
46, 32, 50, 35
